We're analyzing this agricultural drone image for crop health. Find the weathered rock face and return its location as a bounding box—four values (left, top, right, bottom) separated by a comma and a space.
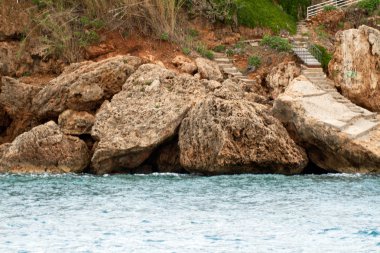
195, 57, 223, 81
91, 64, 209, 174
58, 110, 95, 135
0, 77, 42, 143
273, 77, 380, 173
33, 55, 141, 119
179, 92, 308, 175
329, 25, 380, 112
0, 121, 90, 173
266, 61, 300, 99
172, 55, 197, 74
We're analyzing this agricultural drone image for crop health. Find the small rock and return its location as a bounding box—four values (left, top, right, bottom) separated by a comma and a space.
195, 57, 223, 81
172, 55, 197, 74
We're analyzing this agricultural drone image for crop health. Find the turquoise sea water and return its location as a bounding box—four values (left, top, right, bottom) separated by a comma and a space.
0, 173, 379, 253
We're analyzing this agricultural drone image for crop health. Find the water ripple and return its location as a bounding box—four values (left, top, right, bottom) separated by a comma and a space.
0, 173, 379, 252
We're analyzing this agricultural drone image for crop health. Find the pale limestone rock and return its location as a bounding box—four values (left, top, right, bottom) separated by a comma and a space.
273, 77, 380, 173
329, 25, 380, 112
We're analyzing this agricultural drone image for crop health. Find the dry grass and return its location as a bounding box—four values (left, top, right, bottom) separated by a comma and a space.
21, 0, 186, 62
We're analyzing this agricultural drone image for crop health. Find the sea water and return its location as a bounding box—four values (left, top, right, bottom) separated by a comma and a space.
0, 173, 379, 253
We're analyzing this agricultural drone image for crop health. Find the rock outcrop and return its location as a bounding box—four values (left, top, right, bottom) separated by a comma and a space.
195, 57, 223, 81
58, 110, 95, 135
91, 64, 209, 174
33, 55, 141, 119
266, 61, 300, 99
0, 121, 90, 173
0, 77, 42, 143
273, 77, 380, 173
179, 90, 308, 175
329, 25, 380, 112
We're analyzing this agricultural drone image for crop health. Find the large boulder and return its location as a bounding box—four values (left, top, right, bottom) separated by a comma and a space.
266, 61, 300, 99
273, 77, 380, 173
91, 64, 209, 174
329, 25, 380, 112
0, 121, 90, 173
33, 55, 141, 119
178, 91, 308, 175
195, 57, 223, 81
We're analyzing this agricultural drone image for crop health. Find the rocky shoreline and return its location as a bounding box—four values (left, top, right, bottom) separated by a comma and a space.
0, 24, 379, 175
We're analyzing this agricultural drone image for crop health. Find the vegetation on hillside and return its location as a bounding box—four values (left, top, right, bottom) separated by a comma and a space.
234, 0, 297, 33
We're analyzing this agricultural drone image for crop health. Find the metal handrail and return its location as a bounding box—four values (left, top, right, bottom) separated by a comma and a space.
306, 0, 361, 19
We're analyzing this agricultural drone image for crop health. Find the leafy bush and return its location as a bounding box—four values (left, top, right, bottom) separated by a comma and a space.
323, 5, 337, 12
196, 44, 214, 60
357, 0, 380, 13
213, 45, 226, 52
248, 56, 261, 68
226, 49, 234, 57
188, 29, 200, 38
160, 33, 170, 41
260, 35, 292, 52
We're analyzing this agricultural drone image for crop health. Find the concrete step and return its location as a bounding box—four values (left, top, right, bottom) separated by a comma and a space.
215, 58, 230, 63
223, 67, 239, 72
239, 78, 255, 84
213, 52, 225, 58
218, 63, 234, 68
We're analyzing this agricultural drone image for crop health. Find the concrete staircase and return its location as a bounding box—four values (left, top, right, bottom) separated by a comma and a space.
213, 52, 255, 84
300, 66, 380, 139
292, 21, 321, 68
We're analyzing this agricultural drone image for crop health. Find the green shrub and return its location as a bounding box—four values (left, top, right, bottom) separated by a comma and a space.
160, 32, 170, 41
260, 35, 292, 52
188, 29, 199, 38
358, 0, 380, 13
226, 49, 234, 57
248, 56, 261, 68
213, 45, 226, 52
323, 5, 337, 12
196, 44, 214, 60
